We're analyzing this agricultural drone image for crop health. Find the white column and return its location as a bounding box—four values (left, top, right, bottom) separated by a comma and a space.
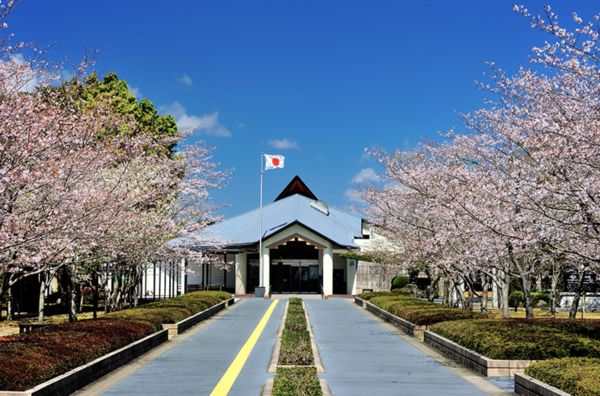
323, 246, 333, 296
235, 253, 247, 295
346, 258, 357, 295
180, 258, 186, 295
261, 246, 270, 296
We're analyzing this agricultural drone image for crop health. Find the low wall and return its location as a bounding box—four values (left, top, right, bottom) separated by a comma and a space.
424, 331, 534, 376
0, 329, 168, 396
514, 373, 570, 396
365, 301, 425, 337
559, 292, 600, 312
162, 298, 235, 337
354, 296, 366, 307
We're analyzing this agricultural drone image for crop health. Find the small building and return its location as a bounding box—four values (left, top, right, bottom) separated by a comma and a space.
166, 176, 403, 297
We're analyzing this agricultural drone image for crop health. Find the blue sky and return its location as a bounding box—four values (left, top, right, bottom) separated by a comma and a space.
8, 1, 598, 217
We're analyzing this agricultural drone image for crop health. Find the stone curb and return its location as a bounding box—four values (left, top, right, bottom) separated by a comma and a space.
424, 330, 535, 377
364, 301, 427, 337
0, 329, 168, 396
162, 298, 235, 337
514, 373, 571, 396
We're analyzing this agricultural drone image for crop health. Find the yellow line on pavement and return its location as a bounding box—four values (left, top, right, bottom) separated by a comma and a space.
210, 299, 279, 396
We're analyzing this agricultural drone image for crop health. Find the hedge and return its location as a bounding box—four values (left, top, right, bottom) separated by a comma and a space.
367, 294, 483, 326
272, 367, 322, 396
430, 319, 600, 360
358, 291, 399, 300
391, 275, 409, 290
0, 291, 231, 391
0, 319, 154, 391
509, 291, 551, 309
525, 357, 600, 396
108, 291, 231, 330
278, 298, 313, 366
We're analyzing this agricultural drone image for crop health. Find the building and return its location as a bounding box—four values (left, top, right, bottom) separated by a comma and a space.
171, 176, 402, 297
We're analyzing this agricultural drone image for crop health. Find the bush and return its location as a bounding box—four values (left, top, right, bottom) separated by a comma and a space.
369, 295, 484, 326
0, 319, 155, 391
430, 319, 600, 360
272, 367, 322, 396
525, 357, 600, 396
358, 291, 398, 300
509, 291, 551, 308
391, 275, 410, 290
108, 291, 231, 330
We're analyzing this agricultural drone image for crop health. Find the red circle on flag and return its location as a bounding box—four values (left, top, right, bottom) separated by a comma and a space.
272, 157, 280, 166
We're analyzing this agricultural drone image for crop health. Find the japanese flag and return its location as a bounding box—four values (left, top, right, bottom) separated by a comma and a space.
264, 154, 285, 171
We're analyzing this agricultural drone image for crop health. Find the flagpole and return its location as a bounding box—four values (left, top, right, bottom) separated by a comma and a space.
259, 153, 264, 294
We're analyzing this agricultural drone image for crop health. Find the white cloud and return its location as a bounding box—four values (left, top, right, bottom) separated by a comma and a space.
268, 138, 299, 150
8, 54, 40, 92
177, 74, 193, 87
160, 102, 232, 137
128, 85, 141, 98
352, 168, 380, 184
344, 188, 364, 203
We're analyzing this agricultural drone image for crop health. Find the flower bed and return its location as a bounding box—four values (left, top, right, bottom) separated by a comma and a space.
521, 357, 600, 396
272, 367, 322, 396
430, 319, 600, 360
278, 297, 313, 366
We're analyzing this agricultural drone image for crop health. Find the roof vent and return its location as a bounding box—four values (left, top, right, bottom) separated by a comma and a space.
310, 200, 329, 216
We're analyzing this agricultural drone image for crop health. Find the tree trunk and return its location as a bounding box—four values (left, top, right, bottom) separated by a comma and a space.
550, 271, 560, 316
6, 285, 13, 321
480, 273, 489, 315
520, 273, 534, 318
92, 270, 99, 319
38, 272, 46, 324
569, 270, 586, 319
501, 271, 510, 319
535, 273, 543, 292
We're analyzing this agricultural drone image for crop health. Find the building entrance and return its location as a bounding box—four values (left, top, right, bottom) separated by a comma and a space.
269, 240, 321, 294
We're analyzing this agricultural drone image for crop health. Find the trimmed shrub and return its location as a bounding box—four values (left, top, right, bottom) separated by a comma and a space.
391, 275, 410, 290
508, 291, 551, 308
0, 319, 154, 391
430, 319, 600, 360
358, 291, 398, 300
369, 295, 484, 325
272, 367, 322, 396
108, 291, 231, 330
525, 357, 600, 396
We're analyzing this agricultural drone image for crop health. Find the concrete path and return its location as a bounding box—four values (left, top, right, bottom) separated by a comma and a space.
87, 299, 283, 396
305, 299, 503, 396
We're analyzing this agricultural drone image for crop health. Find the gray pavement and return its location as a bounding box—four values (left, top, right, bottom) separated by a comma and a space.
100, 299, 283, 396
305, 299, 489, 396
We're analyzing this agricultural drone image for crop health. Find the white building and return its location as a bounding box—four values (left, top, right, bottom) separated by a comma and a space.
168, 176, 400, 297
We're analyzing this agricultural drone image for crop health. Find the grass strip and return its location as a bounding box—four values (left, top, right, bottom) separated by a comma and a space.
278, 298, 314, 366
272, 367, 323, 396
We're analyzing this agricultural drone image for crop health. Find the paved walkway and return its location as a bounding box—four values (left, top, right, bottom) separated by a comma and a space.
305, 299, 494, 396
96, 299, 283, 396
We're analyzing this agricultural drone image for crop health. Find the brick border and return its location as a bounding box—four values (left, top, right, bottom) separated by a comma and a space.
424, 330, 534, 376
514, 373, 570, 396
162, 298, 235, 337
0, 329, 168, 396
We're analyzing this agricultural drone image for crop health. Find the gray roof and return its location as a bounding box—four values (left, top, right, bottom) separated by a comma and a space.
176, 194, 363, 249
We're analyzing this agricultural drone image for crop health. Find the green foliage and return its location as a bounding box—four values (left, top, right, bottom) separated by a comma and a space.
272, 367, 323, 396
340, 252, 374, 262
509, 291, 551, 308
369, 295, 483, 325
430, 319, 600, 360
392, 275, 410, 290
358, 291, 399, 300
64, 72, 179, 157
0, 319, 154, 391
391, 275, 409, 290
525, 358, 600, 396
278, 298, 314, 366
108, 291, 231, 330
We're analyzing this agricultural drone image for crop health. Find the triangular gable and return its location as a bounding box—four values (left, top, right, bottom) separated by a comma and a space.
275, 175, 318, 201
